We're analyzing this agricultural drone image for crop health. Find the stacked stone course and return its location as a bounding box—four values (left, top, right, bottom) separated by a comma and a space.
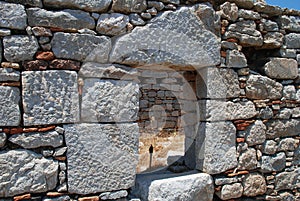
0, 0, 299, 200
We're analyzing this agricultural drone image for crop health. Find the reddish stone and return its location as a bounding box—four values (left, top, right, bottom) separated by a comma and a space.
23, 60, 48, 71
3, 128, 10, 134
38, 125, 56, 132
236, 138, 245, 143
272, 100, 282, 104
36, 51, 55, 61
78, 196, 99, 201
221, 26, 226, 35
10, 128, 24, 135
49, 59, 81, 71
32, 27, 52, 37
50, 27, 64, 32
46, 192, 65, 197
0, 82, 20, 87
23, 128, 38, 133
14, 193, 31, 201
237, 126, 246, 131
221, 51, 227, 58
55, 156, 66, 161
233, 120, 245, 124
227, 38, 239, 43
1, 62, 20, 69
237, 123, 250, 127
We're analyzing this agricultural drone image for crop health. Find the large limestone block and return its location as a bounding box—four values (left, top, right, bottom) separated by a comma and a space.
196, 121, 237, 174
51, 33, 111, 62
81, 79, 139, 122
264, 58, 298, 79
196, 67, 240, 99
43, 0, 112, 12
64, 123, 139, 194
0, 2, 27, 30
285, 33, 300, 49
27, 8, 95, 31
133, 171, 214, 201
9, 131, 63, 149
266, 119, 300, 139
246, 74, 283, 100
109, 4, 220, 68
3, 35, 39, 62
0, 149, 58, 197
22, 70, 79, 126
0, 86, 20, 126
275, 168, 300, 191
111, 0, 147, 14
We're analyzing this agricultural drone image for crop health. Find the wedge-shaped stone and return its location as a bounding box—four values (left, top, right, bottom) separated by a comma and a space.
27, 8, 95, 31
264, 58, 298, 79
22, 70, 79, 126
64, 123, 139, 194
0, 149, 58, 197
43, 0, 112, 12
0, 87, 20, 126
52, 33, 111, 62
196, 121, 237, 174
9, 131, 63, 149
0, 2, 27, 30
81, 79, 139, 122
110, 4, 220, 68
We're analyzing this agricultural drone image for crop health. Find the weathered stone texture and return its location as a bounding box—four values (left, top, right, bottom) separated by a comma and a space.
3, 35, 39, 62
218, 183, 243, 200
0, 68, 20, 82
264, 58, 298, 79
196, 67, 240, 99
228, 0, 254, 9
266, 119, 300, 139
275, 168, 300, 190
81, 79, 139, 122
243, 173, 267, 197
96, 13, 129, 36
43, 0, 112, 12
263, 140, 277, 155
112, 0, 147, 14
262, 32, 283, 49
238, 9, 260, 20
9, 131, 63, 149
0, 149, 58, 197
51, 33, 111, 63
260, 152, 286, 173
245, 120, 266, 146
5, 0, 42, 7
22, 70, 79, 126
109, 4, 220, 68
0, 132, 7, 148
285, 33, 300, 49
254, 2, 282, 16
278, 15, 300, 32
0, 87, 20, 126
100, 190, 128, 200
27, 8, 95, 31
197, 122, 237, 174
219, 2, 238, 22
64, 123, 139, 194
238, 148, 257, 170
226, 50, 247, 68
0, 2, 27, 30
246, 74, 283, 100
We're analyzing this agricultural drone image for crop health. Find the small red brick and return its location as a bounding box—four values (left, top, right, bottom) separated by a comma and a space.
78, 196, 99, 201
10, 128, 24, 135
36, 51, 55, 61
38, 126, 56, 132
14, 193, 31, 201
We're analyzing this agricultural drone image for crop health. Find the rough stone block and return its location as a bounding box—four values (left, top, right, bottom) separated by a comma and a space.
246, 74, 283, 100
109, 4, 220, 68
133, 172, 214, 201
254, 2, 282, 16
228, 0, 254, 9
260, 152, 286, 173
263, 58, 298, 79
64, 123, 139, 194
0, 132, 7, 148
0, 68, 20, 82
96, 13, 129, 36
0, 2, 27, 30
285, 33, 300, 49
0, 86, 20, 126
262, 32, 283, 49
9, 131, 63, 149
43, 0, 112, 12
219, 2, 238, 21
278, 15, 300, 32
226, 49, 247, 68
22, 70, 79, 126
275, 168, 300, 190
5, 0, 42, 7
238, 148, 257, 170
81, 79, 139, 122
196, 121, 237, 174
0, 149, 58, 197
245, 120, 266, 146
27, 8, 95, 31
196, 67, 240, 99
242, 173, 267, 197
266, 119, 300, 139
3, 35, 39, 62
111, 0, 147, 14
51, 33, 111, 63
217, 183, 243, 200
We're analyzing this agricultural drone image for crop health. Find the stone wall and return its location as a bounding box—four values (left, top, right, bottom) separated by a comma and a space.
0, 0, 299, 200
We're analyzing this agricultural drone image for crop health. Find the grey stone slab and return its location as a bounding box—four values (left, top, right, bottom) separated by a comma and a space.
245, 120, 266, 146
81, 79, 139, 123
228, 0, 254, 9
0, 149, 58, 197
196, 121, 237, 174
0, 87, 20, 126
266, 119, 300, 139
22, 70, 79, 126
96, 13, 129, 36
226, 49, 247, 68
196, 67, 240, 99
27, 8, 95, 31
64, 123, 139, 194
285, 33, 300, 49
0, 2, 27, 30
275, 168, 300, 190
254, 2, 283, 16
9, 131, 63, 149
0, 28, 11, 36
264, 58, 298, 79
43, 0, 111, 12
111, 0, 147, 14
260, 152, 286, 173
109, 4, 220, 68
238, 9, 260, 20
3, 35, 39, 62
99, 190, 128, 200
246, 74, 283, 100
52, 33, 111, 63
0, 68, 20, 82
259, 19, 279, 32
133, 172, 214, 201
217, 183, 243, 200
